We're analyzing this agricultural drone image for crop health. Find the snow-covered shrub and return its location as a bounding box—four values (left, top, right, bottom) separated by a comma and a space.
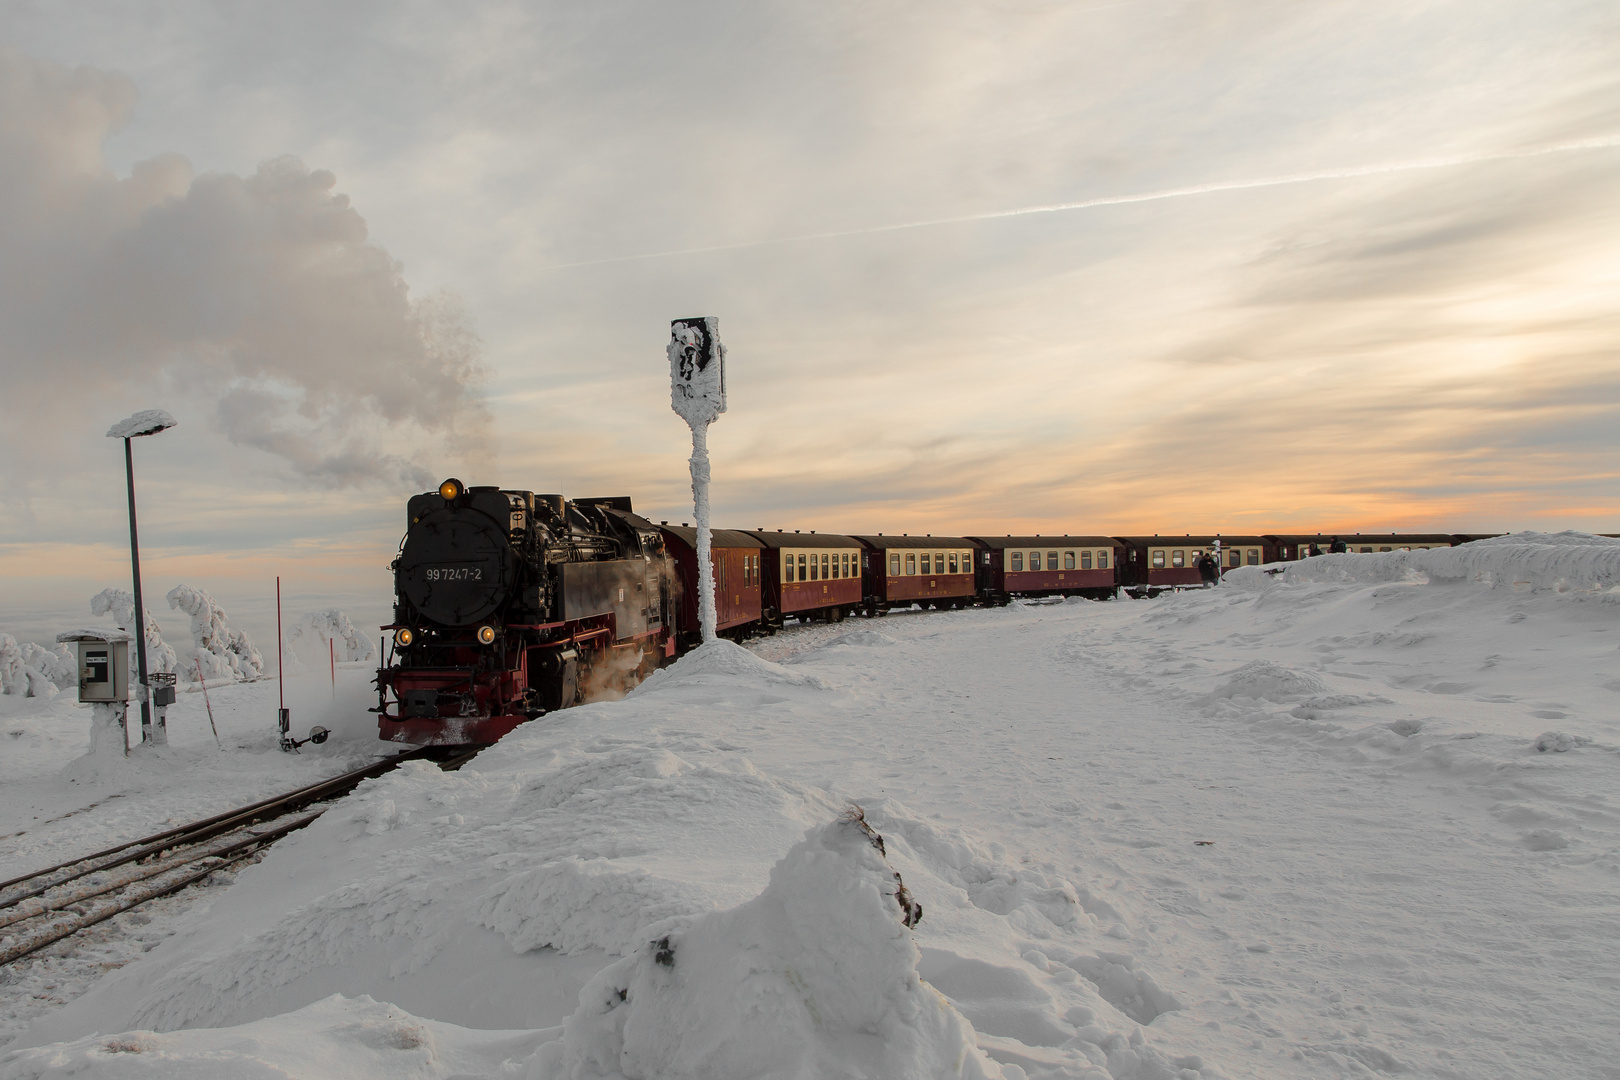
531, 812, 993, 1080
0, 636, 79, 699
89, 587, 177, 678
166, 584, 265, 682
0, 633, 22, 696
285, 609, 375, 665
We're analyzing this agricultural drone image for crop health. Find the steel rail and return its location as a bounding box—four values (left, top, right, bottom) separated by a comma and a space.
0, 747, 433, 903
0, 743, 481, 967
0, 813, 323, 933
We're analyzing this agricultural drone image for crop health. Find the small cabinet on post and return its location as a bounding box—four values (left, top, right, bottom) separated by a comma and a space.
57, 628, 133, 756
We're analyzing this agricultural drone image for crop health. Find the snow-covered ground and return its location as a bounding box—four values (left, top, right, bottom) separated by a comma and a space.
2, 533, 1616, 1078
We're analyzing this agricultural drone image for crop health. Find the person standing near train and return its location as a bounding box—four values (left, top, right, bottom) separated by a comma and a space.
1196, 550, 1219, 585
1329, 537, 1348, 554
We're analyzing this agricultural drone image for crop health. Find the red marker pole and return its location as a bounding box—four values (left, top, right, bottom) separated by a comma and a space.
277, 576, 291, 749
196, 658, 221, 749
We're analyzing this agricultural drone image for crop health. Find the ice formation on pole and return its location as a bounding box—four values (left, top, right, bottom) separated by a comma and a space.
668, 316, 727, 643
105, 409, 178, 439
166, 585, 266, 682
89, 587, 176, 680
284, 608, 375, 664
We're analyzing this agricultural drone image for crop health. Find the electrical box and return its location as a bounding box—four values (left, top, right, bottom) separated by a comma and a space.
57, 629, 131, 704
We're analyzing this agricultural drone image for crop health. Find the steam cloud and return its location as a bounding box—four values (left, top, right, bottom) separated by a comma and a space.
0, 47, 484, 488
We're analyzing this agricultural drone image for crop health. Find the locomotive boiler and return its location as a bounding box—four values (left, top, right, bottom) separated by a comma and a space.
375, 479, 676, 745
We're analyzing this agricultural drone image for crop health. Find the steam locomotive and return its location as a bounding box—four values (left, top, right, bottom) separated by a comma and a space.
375, 479, 677, 745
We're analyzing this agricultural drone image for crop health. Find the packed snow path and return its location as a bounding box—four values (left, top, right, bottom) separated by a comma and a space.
3, 538, 1617, 1078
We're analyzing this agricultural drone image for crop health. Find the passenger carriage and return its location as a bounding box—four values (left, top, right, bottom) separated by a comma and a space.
848, 535, 977, 614
654, 523, 763, 647
744, 529, 864, 625
1114, 535, 1275, 596
967, 536, 1122, 601
1268, 533, 1458, 560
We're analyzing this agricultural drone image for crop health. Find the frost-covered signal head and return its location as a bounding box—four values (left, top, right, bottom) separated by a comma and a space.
669, 317, 726, 425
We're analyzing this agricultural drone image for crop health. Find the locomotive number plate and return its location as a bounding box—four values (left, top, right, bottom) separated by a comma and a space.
424, 566, 484, 581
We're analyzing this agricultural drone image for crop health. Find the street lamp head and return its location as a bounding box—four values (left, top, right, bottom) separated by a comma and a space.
107, 410, 177, 439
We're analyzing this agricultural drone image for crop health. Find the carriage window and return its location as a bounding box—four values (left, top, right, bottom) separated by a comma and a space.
1011, 551, 1023, 571
1063, 551, 1075, 570
1048, 551, 1058, 570
890, 553, 900, 576
784, 554, 794, 582
1080, 551, 1092, 569
948, 552, 958, 574
1098, 550, 1109, 569
1172, 550, 1185, 567
906, 553, 916, 575
1359, 546, 1372, 553
1380, 546, 1392, 552
1228, 549, 1241, 568
1248, 549, 1259, 565
822, 554, 831, 578
799, 554, 808, 580
842, 553, 851, 576
1028, 551, 1041, 571
1151, 550, 1165, 568
920, 553, 930, 575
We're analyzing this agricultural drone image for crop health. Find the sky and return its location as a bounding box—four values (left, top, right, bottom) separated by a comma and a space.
1, 0, 1618, 646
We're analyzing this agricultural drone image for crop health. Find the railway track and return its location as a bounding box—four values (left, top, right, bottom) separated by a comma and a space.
0, 745, 483, 968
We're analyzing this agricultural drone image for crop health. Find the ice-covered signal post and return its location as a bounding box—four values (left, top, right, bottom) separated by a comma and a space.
106, 409, 177, 747
669, 317, 727, 643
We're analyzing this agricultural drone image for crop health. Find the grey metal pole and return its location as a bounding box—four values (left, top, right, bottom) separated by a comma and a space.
124, 437, 154, 744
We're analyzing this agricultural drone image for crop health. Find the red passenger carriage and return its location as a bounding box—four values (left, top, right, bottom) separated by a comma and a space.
745, 530, 864, 626
655, 523, 764, 647
1114, 535, 1275, 595
849, 535, 977, 613
968, 536, 1122, 601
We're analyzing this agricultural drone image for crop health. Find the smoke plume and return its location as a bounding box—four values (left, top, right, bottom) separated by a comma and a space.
0, 47, 484, 488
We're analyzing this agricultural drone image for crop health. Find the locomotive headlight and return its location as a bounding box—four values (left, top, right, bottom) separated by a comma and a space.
476, 625, 496, 645
395, 628, 415, 647
439, 478, 463, 501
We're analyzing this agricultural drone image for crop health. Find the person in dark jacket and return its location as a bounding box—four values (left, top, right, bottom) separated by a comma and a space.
1328, 537, 1348, 554
1307, 542, 1322, 557
1196, 551, 1219, 584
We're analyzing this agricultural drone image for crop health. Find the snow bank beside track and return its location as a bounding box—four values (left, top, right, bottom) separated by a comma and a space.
14, 641, 1206, 1080
1227, 530, 1620, 594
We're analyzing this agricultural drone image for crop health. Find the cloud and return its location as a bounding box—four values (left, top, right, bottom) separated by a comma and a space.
0, 46, 485, 491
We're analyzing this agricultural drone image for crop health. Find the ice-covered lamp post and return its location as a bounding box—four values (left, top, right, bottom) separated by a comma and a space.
106, 409, 177, 746
668, 318, 727, 643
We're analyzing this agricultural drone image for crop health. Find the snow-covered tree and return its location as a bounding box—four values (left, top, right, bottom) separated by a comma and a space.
89, 587, 177, 680
285, 609, 376, 665
166, 584, 265, 682
0, 636, 76, 698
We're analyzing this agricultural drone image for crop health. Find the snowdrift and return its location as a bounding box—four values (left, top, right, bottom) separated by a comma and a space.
1227, 530, 1620, 594
16, 641, 1197, 1080
0, 995, 549, 1080
532, 812, 993, 1080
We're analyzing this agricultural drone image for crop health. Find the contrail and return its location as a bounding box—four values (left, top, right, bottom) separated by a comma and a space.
540, 133, 1620, 271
